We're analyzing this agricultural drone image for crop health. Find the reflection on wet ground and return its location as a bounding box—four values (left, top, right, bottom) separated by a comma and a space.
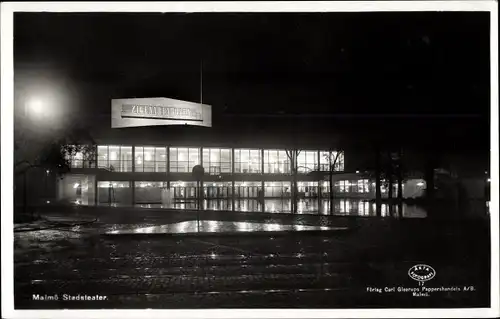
106, 220, 345, 235
135, 199, 428, 218
14, 217, 491, 309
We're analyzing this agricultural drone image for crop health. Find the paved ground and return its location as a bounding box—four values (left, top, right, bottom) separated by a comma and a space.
13, 206, 491, 309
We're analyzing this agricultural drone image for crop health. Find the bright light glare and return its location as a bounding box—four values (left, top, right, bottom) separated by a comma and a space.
27, 99, 44, 115
73, 183, 80, 189
417, 182, 425, 187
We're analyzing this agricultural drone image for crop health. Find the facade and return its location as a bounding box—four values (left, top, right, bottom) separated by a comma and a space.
55, 143, 426, 207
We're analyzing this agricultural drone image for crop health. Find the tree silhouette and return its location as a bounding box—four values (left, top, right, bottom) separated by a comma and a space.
285, 149, 301, 214
322, 149, 344, 214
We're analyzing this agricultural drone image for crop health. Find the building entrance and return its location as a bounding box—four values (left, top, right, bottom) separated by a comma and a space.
171, 182, 198, 201
204, 182, 232, 199
234, 181, 262, 198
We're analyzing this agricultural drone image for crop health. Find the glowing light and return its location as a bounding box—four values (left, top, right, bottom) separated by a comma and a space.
294, 225, 306, 231
356, 170, 360, 173
417, 182, 425, 187
27, 99, 45, 116
46, 200, 50, 204
207, 220, 218, 232
137, 157, 142, 165
487, 178, 491, 182
264, 223, 282, 232
46, 170, 50, 174
73, 183, 80, 189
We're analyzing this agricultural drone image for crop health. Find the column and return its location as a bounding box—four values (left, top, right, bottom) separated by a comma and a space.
132, 145, 136, 172
261, 148, 265, 174
131, 181, 135, 206
232, 147, 235, 211
131, 145, 136, 206
317, 181, 322, 214
166, 145, 171, 187
199, 147, 204, 210
317, 150, 321, 172
94, 178, 98, 206
232, 180, 235, 212
261, 180, 265, 213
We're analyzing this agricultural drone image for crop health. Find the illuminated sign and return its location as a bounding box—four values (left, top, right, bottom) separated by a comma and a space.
112, 97, 211, 128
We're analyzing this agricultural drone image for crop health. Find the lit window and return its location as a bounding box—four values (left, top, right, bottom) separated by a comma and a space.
234, 149, 261, 173
297, 151, 318, 173
170, 147, 200, 173
203, 148, 232, 174
264, 150, 289, 174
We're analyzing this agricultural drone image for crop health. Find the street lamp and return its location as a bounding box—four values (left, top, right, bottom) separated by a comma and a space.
25, 98, 45, 117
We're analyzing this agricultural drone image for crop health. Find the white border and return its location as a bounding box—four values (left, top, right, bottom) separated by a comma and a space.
1, 1, 498, 319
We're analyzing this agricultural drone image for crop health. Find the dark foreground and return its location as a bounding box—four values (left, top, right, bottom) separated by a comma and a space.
14, 207, 490, 309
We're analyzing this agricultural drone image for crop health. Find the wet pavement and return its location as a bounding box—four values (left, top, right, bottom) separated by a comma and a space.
105, 220, 347, 236
13, 210, 490, 309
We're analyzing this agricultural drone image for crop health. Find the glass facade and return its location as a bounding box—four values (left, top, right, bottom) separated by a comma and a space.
335, 179, 370, 193
56, 144, 428, 218
297, 151, 318, 173
298, 181, 318, 197
234, 181, 262, 198
91, 145, 348, 174
170, 147, 200, 173
170, 181, 199, 199
357, 179, 370, 193
135, 181, 166, 203
135, 147, 167, 172
97, 145, 132, 172
264, 181, 291, 197
319, 151, 344, 172
97, 181, 131, 204
234, 149, 261, 173
203, 181, 232, 199
202, 148, 232, 175
263, 150, 290, 174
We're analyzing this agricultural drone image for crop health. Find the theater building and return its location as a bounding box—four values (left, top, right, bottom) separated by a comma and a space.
58, 143, 426, 207
29, 97, 432, 212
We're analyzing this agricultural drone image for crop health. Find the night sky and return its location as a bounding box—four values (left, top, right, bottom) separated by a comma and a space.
13, 12, 491, 151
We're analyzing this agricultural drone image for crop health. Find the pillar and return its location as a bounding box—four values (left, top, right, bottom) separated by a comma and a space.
94, 178, 98, 206
232, 180, 235, 211
232, 147, 235, 211
261, 180, 265, 213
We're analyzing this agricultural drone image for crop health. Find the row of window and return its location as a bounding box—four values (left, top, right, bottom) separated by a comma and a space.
70, 146, 345, 173
95, 180, 381, 194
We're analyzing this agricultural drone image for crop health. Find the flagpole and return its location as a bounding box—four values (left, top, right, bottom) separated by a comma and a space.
200, 60, 203, 105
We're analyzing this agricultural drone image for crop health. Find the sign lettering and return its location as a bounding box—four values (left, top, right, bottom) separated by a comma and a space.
121, 104, 203, 121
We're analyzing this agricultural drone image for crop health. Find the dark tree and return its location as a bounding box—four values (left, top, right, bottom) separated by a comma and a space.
322, 149, 344, 214
14, 121, 96, 218
285, 149, 301, 214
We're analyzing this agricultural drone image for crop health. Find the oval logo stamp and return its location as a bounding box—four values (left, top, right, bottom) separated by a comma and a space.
408, 264, 436, 285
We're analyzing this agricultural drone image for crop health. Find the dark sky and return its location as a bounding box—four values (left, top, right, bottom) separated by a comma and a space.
13, 12, 491, 150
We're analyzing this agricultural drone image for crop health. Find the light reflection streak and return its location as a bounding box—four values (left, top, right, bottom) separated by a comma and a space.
107, 220, 340, 235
